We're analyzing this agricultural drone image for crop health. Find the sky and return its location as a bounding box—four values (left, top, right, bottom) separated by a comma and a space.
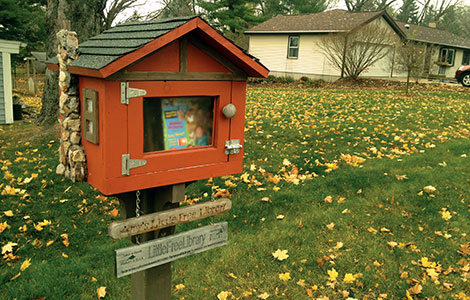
112, 0, 470, 25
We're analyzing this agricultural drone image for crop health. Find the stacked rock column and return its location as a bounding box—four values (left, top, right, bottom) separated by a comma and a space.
55, 29, 87, 182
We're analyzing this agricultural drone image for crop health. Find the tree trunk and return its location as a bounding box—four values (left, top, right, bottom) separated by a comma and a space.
406, 69, 410, 94
39, 0, 105, 124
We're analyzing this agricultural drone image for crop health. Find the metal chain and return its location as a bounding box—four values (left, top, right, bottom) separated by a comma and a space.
135, 190, 141, 244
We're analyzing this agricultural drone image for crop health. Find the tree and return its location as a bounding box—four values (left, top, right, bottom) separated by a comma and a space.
283, 0, 330, 14
343, 0, 396, 12
392, 41, 426, 94
198, 0, 264, 48
319, 23, 397, 80
396, 0, 419, 23
0, 0, 46, 56
40, 0, 141, 123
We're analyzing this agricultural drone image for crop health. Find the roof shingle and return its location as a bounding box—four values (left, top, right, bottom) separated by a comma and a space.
396, 21, 470, 49
246, 10, 383, 33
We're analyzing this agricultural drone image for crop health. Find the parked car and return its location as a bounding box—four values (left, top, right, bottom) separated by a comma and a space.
456, 65, 470, 87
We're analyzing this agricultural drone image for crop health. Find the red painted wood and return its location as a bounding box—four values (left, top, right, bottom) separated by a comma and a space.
127, 41, 180, 73
103, 161, 241, 195
187, 41, 231, 73
78, 76, 106, 190
228, 81, 246, 169
127, 81, 230, 176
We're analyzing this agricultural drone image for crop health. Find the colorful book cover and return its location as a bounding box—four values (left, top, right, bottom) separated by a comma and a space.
162, 97, 213, 150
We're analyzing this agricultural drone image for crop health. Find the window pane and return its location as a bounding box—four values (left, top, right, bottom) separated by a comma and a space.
447, 49, 454, 65
289, 48, 298, 58
143, 97, 214, 152
289, 37, 299, 47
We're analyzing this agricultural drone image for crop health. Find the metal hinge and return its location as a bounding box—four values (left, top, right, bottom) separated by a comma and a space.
121, 154, 147, 176
120, 82, 147, 104
225, 139, 243, 155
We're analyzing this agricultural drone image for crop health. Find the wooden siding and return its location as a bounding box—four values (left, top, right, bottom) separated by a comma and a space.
0, 53, 5, 124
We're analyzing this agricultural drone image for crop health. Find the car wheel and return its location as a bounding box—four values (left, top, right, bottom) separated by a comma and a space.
462, 73, 470, 87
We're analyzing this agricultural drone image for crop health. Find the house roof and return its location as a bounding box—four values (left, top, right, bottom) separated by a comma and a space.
246, 9, 404, 36
47, 16, 268, 78
396, 21, 470, 49
0, 39, 23, 54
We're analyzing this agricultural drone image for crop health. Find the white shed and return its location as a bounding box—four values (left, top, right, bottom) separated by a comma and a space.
0, 39, 22, 124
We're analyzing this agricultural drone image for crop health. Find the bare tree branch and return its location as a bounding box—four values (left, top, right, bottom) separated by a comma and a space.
319, 23, 397, 80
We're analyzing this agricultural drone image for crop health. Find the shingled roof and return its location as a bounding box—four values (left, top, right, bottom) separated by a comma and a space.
396, 21, 470, 49
246, 9, 403, 35
48, 16, 195, 70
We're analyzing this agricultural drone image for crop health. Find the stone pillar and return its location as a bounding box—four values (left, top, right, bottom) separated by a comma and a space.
55, 29, 87, 182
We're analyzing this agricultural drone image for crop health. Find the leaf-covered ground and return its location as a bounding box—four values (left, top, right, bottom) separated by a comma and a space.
2, 87, 470, 299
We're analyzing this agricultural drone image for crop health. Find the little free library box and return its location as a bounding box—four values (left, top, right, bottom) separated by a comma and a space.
47, 16, 268, 195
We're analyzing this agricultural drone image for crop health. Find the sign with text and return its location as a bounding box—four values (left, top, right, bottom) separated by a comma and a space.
109, 198, 231, 239
115, 222, 228, 278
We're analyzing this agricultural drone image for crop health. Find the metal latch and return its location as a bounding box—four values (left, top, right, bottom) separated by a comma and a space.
120, 82, 147, 104
121, 154, 147, 176
225, 139, 243, 155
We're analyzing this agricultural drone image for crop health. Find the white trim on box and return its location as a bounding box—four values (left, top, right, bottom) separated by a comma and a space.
2, 52, 13, 124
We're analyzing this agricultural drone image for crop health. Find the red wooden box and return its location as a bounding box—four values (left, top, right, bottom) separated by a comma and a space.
48, 17, 268, 195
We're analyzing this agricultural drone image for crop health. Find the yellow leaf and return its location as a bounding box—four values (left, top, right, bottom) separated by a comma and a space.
33, 223, 43, 232
0, 221, 8, 234
18, 224, 27, 232
282, 158, 291, 166
408, 283, 422, 295
258, 292, 270, 299
387, 241, 397, 248
296, 279, 305, 287
10, 272, 21, 281
400, 271, 409, 278
46, 240, 54, 247
4, 210, 14, 217
373, 260, 382, 267
20, 258, 31, 271
175, 283, 185, 291
343, 273, 355, 283
272, 249, 289, 261
38, 219, 51, 227
327, 268, 338, 281
368, 227, 378, 234
97, 286, 106, 299
62, 252, 68, 258
326, 222, 335, 230
423, 185, 437, 193
278, 272, 291, 281
91, 277, 98, 282
217, 291, 231, 300
2, 242, 18, 254
260, 197, 270, 202
334, 242, 344, 250
324, 195, 333, 203
228, 272, 237, 279
276, 214, 285, 220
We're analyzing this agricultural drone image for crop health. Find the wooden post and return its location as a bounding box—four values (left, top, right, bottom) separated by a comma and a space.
117, 184, 185, 300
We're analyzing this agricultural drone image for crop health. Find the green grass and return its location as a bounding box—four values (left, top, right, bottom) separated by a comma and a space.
2, 87, 470, 299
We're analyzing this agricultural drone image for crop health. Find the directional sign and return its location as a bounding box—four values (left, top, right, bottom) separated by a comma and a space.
115, 222, 228, 278
109, 198, 231, 239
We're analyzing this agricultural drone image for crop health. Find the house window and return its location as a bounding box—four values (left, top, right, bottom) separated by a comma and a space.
287, 36, 299, 59
463, 50, 470, 65
439, 48, 455, 66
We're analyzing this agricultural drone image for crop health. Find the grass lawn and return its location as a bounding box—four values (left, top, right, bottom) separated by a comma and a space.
1, 86, 470, 299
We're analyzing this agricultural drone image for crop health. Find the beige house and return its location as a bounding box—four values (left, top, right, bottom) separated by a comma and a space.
246, 10, 470, 81
395, 22, 470, 78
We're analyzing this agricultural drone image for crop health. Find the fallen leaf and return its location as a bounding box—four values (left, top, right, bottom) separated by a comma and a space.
327, 268, 338, 281
20, 258, 31, 271
0, 221, 8, 234
326, 222, 335, 230
324, 196, 333, 203
2, 242, 18, 254
10, 272, 21, 281
343, 273, 355, 283
408, 283, 422, 295
272, 249, 289, 261
257, 292, 270, 299
278, 272, 291, 281
175, 283, 185, 291
217, 291, 231, 300
4, 210, 14, 217
423, 185, 437, 193
276, 214, 285, 220
97, 286, 106, 299
109, 208, 119, 217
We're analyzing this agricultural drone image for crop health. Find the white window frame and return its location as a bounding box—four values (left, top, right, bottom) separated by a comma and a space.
439, 47, 455, 66
287, 35, 299, 59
